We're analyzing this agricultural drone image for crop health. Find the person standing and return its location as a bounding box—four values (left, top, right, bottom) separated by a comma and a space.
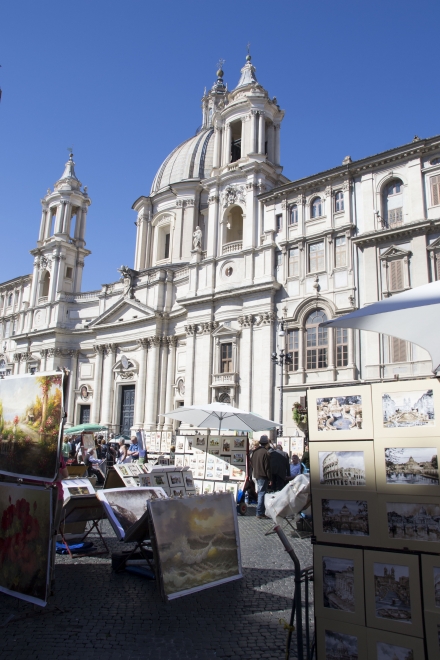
269, 444, 290, 492
127, 436, 139, 460
250, 435, 272, 519
290, 454, 307, 478
61, 437, 71, 460
116, 438, 128, 463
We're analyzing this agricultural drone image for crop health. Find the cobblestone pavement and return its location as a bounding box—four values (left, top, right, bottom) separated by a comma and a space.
0, 505, 314, 660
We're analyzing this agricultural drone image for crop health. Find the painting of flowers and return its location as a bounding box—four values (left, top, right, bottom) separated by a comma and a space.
0, 373, 64, 480
0, 483, 52, 605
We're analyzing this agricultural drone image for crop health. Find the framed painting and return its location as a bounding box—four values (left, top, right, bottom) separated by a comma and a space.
175, 438, 185, 453
194, 435, 207, 450
174, 455, 185, 468
114, 464, 130, 478
364, 550, 423, 637
213, 482, 226, 493
208, 448, 220, 456
97, 487, 167, 540
313, 545, 365, 625
307, 385, 373, 441
208, 436, 220, 448
148, 492, 242, 600
167, 471, 184, 488
205, 465, 215, 480
312, 489, 379, 546
366, 629, 426, 660
424, 611, 440, 660
196, 466, 206, 479
185, 437, 194, 453
62, 478, 95, 500
224, 482, 237, 498
169, 487, 185, 497
0, 483, 52, 606
291, 436, 305, 458
138, 473, 152, 487
150, 472, 168, 489
202, 481, 214, 494
124, 477, 138, 487
221, 437, 232, 453
377, 493, 440, 552
231, 451, 246, 466
82, 433, 95, 449
371, 378, 440, 439
182, 471, 194, 490
422, 554, 440, 614
128, 464, 142, 476
230, 465, 245, 481
315, 618, 368, 660
193, 480, 203, 495
373, 436, 440, 495
233, 436, 246, 450
309, 440, 376, 492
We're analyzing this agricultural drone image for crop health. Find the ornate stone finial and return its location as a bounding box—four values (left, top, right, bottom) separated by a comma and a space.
246, 42, 251, 61
216, 58, 225, 79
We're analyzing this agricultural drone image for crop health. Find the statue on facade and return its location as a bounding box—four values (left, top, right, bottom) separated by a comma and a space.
193, 226, 202, 250
117, 265, 137, 299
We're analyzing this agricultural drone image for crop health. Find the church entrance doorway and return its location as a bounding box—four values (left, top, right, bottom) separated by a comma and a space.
120, 385, 135, 436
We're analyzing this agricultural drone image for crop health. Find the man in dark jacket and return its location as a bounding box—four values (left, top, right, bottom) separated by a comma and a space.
269, 445, 290, 492
250, 435, 272, 519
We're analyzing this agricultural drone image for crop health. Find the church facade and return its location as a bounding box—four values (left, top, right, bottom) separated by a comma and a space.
1, 55, 440, 436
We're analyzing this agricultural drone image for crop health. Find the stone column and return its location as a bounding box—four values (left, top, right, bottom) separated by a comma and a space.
30, 258, 40, 307
164, 336, 178, 429
91, 344, 105, 423
212, 125, 220, 169
298, 327, 306, 384
250, 111, 257, 153
48, 253, 60, 302
266, 123, 274, 163
67, 349, 79, 425
274, 124, 281, 164
184, 325, 196, 406
327, 327, 336, 380
144, 336, 161, 430
206, 193, 219, 258
258, 113, 265, 155
133, 338, 149, 426
40, 348, 48, 372
100, 343, 117, 425
240, 117, 246, 158
224, 123, 232, 164
74, 207, 82, 239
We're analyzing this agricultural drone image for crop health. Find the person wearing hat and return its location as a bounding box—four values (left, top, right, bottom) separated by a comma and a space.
250, 435, 272, 519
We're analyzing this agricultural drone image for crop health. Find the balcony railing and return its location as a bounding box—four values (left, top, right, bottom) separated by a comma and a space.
222, 241, 242, 255
38, 296, 48, 304
211, 372, 238, 386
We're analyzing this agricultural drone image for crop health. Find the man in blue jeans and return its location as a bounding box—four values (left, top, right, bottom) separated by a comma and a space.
250, 435, 272, 519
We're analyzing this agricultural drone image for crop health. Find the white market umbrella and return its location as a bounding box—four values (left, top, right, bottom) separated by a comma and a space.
164, 402, 280, 434
321, 281, 440, 372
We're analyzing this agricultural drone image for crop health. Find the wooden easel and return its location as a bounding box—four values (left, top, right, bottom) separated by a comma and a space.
60, 494, 110, 557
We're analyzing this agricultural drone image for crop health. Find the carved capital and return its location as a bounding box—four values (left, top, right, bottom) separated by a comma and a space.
48, 348, 61, 357
343, 179, 352, 192
93, 344, 106, 355
167, 335, 178, 347
13, 353, 21, 363
150, 335, 161, 347
184, 324, 197, 336
105, 343, 117, 355
281, 199, 287, 210
40, 349, 49, 358
137, 337, 150, 349
208, 194, 219, 205
238, 314, 254, 327
324, 185, 332, 198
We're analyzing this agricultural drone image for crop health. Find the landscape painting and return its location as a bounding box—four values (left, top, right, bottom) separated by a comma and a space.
319, 451, 366, 486
316, 395, 362, 432
382, 390, 434, 428
384, 447, 438, 485
322, 499, 369, 536
373, 562, 411, 623
324, 630, 358, 659
0, 483, 52, 606
97, 487, 167, 540
0, 373, 64, 480
376, 641, 415, 660
387, 501, 440, 543
149, 492, 242, 600
322, 556, 355, 611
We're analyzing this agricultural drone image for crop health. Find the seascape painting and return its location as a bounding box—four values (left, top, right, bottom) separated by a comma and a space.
387, 501, 440, 543
373, 562, 411, 623
0, 484, 52, 606
384, 447, 438, 485
149, 492, 242, 599
376, 641, 414, 660
97, 487, 167, 540
316, 395, 362, 432
319, 451, 366, 486
382, 390, 434, 428
324, 630, 358, 659
322, 499, 369, 536
322, 556, 355, 611
0, 373, 64, 480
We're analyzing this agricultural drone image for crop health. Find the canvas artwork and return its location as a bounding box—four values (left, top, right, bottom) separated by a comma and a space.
175, 438, 185, 453
233, 437, 246, 449
231, 466, 245, 480
316, 395, 363, 432
117, 464, 130, 477
124, 477, 138, 487
195, 436, 207, 449
184, 473, 194, 489
322, 499, 369, 536
193, 480, 203, 495
324, 630, 358, 659
170, 488, 186, 497
214, 482, 226, 492
386, 501, 440, 543
97, 487, 167, 540
209, 436, 220, 447
322, 556, 355, 612
138, 474, 152, 487
0, 373, 64, 481
64, 478, 96, 499
128, 464, 142, 476
373, 562, 412, 623
151, 473, 167, 487
174, 455, 185, 468
209, 449, 220, 456
203, 481, 214, 494
167, 472, 184, 488
384, 447, 438, 485
185, 437, 194, 453
376, 641, 416, 660
232, 452, 245, 465
148, 492, 242, 599
0, 483, 52, 606
382, 389, 434, 428
222, 438, 231, 453
319, 451, 366, 487
82, 433, 95, 449
225, 483, 237, 498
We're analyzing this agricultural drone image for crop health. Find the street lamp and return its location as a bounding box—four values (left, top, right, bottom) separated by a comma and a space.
271, 320, 292, 436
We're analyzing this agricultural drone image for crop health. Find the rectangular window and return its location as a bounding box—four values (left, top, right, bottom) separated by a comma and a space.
335, 191, 344, 213
4, 321, 10, 338
287, 329, 299, 372
164, 233, 170, 259
309, 241, 325, 273
275, 252, 282, 268
79, 404, 91, 424
390, 337, 408, 363
289, 206, 298, 225
288, 247, 299, 277
387, 208, 403, 227
335, 236, 347, 268
336, 328, 348, 367
431, 175, 440, 206
275, 214, 282, 232
306, 325, 328, 369
389, 259, 404, 292
65, 266, 73, 279
221, 343, 233, 373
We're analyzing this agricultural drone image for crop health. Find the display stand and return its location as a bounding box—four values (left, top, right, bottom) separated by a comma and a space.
66, 465, 88, 477
111, 512, 155, 574
60, 494, 109, 557
103, 467, 125, 489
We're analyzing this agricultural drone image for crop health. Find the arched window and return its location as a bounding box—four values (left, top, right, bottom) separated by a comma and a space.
334, 191, 344, 213
384, 179, 403, 228
289, 205, 298, 225
306, 309, 328, 369
312, 197, 323, 219
224, 206, 243, 247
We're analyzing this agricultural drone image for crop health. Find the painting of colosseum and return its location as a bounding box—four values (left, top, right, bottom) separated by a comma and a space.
319, 451, 366, 486
384, 447, 438, 485
382, 389, 434, 428
316, 395, 362, 432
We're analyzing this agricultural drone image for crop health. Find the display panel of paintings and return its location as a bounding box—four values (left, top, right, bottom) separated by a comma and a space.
371, 378, 440, 439
62, 478, 96, 500
373, 436, 440, 495
312, 489, 379, 546
365, 629, 426, 660
424, 611, 440, 660
308, 384, 373, 441
148, 492, 242, 600
315, 618, 368, 660
313, 545, 365, 625
0, 483, 52, 606
364, 550, 423, 637
377, 493, 440, 552
421, 554, 440, 614
309, 441, 376, 492
175, 437, 185, 454
97, 487, 167, 541
174, 455, 186, 468
194, 435, 207, 450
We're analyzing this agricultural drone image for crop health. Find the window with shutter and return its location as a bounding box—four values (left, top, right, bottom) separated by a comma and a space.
431, 175, 440, 206
309, 241, 325, 273
287, 329, 299, 372
289, 247, 299, 277
335, 236, 347, 268
390, 337, 407, 363
387, 208, 403, 227
389, 260, 404, 291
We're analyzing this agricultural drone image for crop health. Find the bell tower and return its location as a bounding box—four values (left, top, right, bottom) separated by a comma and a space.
30, 153, 91, 308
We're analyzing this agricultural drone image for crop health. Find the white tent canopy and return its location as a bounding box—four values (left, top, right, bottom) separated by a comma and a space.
164, 402, 280, 434
321, 281, 440, 372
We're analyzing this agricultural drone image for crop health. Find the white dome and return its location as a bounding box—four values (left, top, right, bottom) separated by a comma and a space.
150, 128, 215, 195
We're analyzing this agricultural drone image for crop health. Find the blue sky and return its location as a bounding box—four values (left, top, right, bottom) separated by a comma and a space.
1, 0, 439, 291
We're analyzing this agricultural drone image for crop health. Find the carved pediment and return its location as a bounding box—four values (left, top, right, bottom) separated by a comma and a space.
427, 237, 440, 251
379, 245, 412, 260
88, 298, 156, 328
211, 323, 241, 338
